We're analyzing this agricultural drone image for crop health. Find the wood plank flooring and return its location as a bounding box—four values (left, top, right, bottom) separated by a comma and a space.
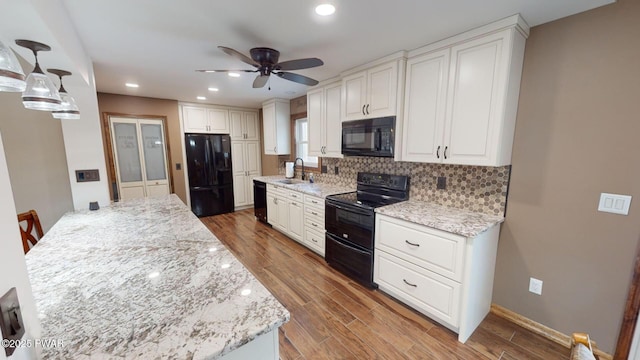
201, 209, 571, 360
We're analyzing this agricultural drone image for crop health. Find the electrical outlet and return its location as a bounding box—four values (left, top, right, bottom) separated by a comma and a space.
334, 166, 339, 175
529, 277, 543, 295
437, 176, 446, 189
321, 165, 327, 174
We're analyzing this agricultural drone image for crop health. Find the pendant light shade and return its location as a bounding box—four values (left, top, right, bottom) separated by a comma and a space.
48, 69, 80, 120
15, 40, 61, 111
0, 40, 26, 92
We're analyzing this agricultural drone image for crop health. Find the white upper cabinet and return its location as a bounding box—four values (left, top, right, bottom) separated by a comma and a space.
399, 16, 528, 166
401, 49, 450, 163
342, 59, 402, 121
182, 105, 230, 134
230, 110, 259, 141
307, 81, 343, 158
262, 99, 291, 155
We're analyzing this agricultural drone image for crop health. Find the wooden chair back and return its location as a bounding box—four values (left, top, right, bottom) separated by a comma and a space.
17, 210, 43, 254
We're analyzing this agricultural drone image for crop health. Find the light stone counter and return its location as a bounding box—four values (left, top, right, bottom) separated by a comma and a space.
375, 200, 505, 238
25, 194, 289, 359
253, 176, 354, 198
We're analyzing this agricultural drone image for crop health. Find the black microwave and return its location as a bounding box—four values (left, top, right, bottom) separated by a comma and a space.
342, 117, 395, 157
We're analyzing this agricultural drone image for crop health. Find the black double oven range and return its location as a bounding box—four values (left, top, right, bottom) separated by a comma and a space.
325, 172, 409, 288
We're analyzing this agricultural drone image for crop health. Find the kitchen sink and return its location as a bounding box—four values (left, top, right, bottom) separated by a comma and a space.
275, 179, 305, 184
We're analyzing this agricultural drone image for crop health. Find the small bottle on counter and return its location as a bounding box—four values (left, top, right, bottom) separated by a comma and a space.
309, 173, 315, 183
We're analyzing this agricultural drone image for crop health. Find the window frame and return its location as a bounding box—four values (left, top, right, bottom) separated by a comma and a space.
289, 111, 321, 173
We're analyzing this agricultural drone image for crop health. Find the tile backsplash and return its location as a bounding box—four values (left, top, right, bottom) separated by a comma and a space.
279, 157, 510, 216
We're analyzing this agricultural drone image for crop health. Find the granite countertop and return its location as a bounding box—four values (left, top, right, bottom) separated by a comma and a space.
375, 200, 505, 238
254, 175, 354, 198
25, 194, 289, 359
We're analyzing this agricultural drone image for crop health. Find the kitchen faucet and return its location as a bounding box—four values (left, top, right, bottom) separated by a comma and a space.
294, 157, 305, 180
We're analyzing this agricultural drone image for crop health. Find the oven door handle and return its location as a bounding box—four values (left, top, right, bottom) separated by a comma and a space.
326, 201, 373, 216
327, 234, 371, 256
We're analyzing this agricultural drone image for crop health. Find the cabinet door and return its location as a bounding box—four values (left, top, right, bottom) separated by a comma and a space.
183, 106, 208, 133
267, 192, 278, 225
262, 102, 277, 154
231, 141, 248, 207
288, 200, 304, 242
444, 33, 504, 165
229, 110, 244, 140
307, 88, 324, 157
367, 61, 398, 118
207, 108, 230, 133
244, 112, 260, 141
401, 49, 449, 163
342, 72, 367, 121
245, 141, 261, 175
323, 82, 343, 158
276, 195, 289, 232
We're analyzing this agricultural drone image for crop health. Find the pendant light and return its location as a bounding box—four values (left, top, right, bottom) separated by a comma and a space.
48, 69, 80, 120
0, 40, 26, 92
15, 40, 61, 111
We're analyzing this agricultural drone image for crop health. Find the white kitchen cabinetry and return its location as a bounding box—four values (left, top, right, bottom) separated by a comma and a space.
266, 185, 326, 256
232, 140, 261, 209
230, 110, 259, 141
303, 194, 325, 256
374, 214, 500, 343
307, 81, 343, 157
400, 16, 528, 166
342, 60, 402, 121
262, 99, 290, 155
182, 105, 230, 134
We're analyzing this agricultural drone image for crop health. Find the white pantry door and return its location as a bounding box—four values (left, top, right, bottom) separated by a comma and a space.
110, 117, 170, 200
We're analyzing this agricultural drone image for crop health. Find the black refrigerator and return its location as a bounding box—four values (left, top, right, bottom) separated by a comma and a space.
185, 133, 234, 217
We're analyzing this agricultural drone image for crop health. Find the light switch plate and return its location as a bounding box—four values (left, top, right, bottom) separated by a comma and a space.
598, 193, 632, 215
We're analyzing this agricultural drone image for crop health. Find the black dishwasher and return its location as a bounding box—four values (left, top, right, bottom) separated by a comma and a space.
253, 180, 267, 223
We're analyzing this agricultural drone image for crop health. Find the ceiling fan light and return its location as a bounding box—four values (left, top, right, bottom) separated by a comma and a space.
315, 4, 335, 16
0, 40, 26, 92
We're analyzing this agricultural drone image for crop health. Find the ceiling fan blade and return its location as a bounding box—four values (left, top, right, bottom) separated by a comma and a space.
276, 58, 324, 71
253, 75, 269, 88
218, 46, 259, 67
276, 72, 319, 86
195, 69, 257, 73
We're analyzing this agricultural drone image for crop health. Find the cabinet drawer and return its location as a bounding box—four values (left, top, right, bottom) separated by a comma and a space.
287, 190, 303, 201
304, 194, 325, 209
267, 184, 285, 196
376, 214, 465, 282
304, 228, 325, 256
304, 205, 324, 221
305, 217, 325, 232
374, 251, 460, 327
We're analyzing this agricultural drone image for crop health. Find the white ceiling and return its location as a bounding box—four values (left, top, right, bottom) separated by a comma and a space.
60, 0, 613, 109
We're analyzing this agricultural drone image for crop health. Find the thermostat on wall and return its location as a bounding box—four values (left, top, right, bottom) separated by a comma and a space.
75, 169, 100, 182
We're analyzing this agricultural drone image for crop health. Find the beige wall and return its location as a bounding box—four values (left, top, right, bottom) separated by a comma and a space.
0, 92, 73, 232
96, 93, 186, 203
493, 0, 640, 353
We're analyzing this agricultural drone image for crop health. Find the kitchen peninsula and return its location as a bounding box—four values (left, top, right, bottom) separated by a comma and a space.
25, 195, 289, 359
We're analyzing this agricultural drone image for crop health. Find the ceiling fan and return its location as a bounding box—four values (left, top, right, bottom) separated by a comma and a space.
197, 46, 324, 88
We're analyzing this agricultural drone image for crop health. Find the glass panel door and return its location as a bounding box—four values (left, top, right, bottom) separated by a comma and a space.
140, 123, 167, 181
113, 123, 142, 182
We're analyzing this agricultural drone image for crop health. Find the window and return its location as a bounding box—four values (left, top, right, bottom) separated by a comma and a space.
294, 117, 318, 168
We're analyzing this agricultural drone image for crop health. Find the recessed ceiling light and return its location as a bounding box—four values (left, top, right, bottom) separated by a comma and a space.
125, 83, 139, 88
208, 87, 219, 92
315, 3, 335, 16
203, 70, 216, 73
197, 96, 206, 100
228, 72, 240, 78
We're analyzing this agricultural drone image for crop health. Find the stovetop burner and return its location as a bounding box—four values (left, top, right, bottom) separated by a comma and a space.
326, 172, 410, 210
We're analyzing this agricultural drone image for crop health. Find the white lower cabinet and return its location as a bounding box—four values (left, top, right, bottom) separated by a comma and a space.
374, 213, 500, 343
266, 185, 326, 256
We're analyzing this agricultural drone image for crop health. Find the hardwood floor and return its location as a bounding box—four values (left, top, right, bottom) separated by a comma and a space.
201, 209, 571, 360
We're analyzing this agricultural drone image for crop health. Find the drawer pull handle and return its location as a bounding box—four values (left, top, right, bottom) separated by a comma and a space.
312, 223, 318, 227
312, 238, 318, 243
311, 211, 318, 215
312, 200, 318, 204
403, 279, 417, 288
405, 240, 420, 247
